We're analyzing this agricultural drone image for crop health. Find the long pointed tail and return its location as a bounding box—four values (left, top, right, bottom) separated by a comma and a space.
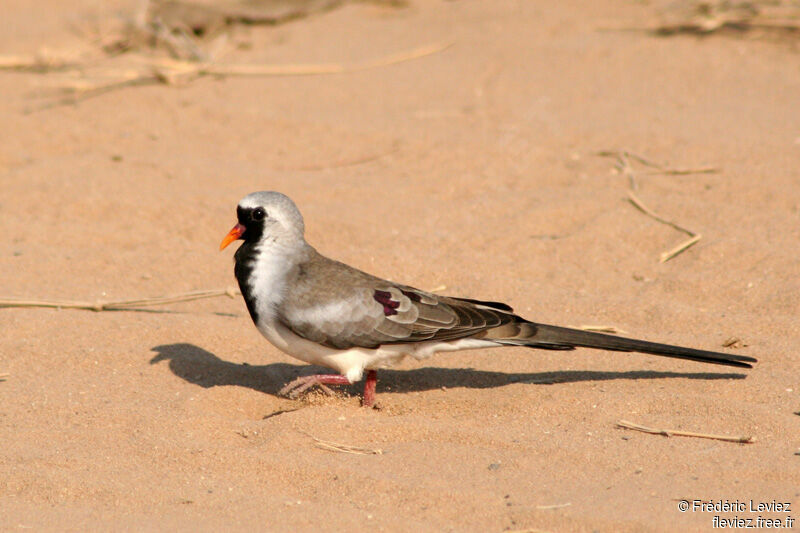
498, 322, 756, 369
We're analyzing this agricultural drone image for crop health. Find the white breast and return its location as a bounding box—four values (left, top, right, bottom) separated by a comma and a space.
246, 242, 293, 324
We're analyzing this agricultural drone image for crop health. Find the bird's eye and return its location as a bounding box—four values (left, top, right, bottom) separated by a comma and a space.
252, 207, 267, 221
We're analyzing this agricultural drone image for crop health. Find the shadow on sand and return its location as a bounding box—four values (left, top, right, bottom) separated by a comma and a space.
150, 343, 748, 397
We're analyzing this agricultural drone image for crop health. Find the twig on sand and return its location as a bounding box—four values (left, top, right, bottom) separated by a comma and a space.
299, 431, 383, 455
648, 166, 718, 176
6, 1, 448, 110
0, 54, 73, 71
0, 287, 240, 311
576, 325, 626, 334
598, 149, 714, 262
626, 191, 695, 237
658, 234, 703, 263
598, 149, 719, 192
0, 373, 9, 381
598, 1, 800, 41
626, 191, 703, 263
616, 419, 754, 443
535, 502, 572, 510
37, 41, 453, 109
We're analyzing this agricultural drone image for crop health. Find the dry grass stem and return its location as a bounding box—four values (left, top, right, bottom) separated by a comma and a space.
7, 1, 443, 109
0, 55, 35, 69
626, 191, 696, 237
601, 1, 800, 41
599, 149, 719, 188
535, 502, 572, 510
646, 166, 718, 176
0, 287, 240, 312
577, 325, 626, 334
601, 149, 712, 263
653, 2, 800, 38
604, 144, 707, 261
0, 52, 85, 72
300, 431, 383, 455
37, 41, 452, 108
659, 234, 702, 263
617, 419, 754, 443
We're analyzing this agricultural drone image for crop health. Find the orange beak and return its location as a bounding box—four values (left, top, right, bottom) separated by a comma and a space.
220, 223, 246, 250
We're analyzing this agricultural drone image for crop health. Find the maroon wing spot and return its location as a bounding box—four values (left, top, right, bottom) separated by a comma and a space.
374, 289, 400, 316
400, 289, 422, 302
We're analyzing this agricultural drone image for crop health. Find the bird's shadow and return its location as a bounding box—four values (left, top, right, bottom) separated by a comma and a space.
149, 343, 747, 397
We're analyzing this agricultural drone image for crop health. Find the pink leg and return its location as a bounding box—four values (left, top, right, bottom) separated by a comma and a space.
362, 370, 378, 408
279, 374, 352, 399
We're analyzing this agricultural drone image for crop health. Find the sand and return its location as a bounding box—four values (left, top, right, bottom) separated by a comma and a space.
1, 1, 798, 531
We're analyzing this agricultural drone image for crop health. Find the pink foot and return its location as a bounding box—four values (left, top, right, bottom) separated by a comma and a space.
362, 370, 378, 408
279, 374, 352, 399
278, 371, 379, 407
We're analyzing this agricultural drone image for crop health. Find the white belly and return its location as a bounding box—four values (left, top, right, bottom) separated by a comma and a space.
255, 318, 497, 383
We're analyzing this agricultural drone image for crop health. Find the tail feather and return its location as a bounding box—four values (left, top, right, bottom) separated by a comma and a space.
496, 321, 756, 369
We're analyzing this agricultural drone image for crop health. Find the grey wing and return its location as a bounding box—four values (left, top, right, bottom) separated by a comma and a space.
278, 283, 519, 350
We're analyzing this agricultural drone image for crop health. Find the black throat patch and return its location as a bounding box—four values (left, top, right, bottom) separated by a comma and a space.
234, 240, 261, 325
232, 206, 265, 326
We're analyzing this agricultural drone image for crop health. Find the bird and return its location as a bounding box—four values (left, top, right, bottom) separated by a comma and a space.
220, 191, 756, 407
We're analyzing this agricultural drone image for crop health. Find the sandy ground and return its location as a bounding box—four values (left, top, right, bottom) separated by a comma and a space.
1, 1, 799, 531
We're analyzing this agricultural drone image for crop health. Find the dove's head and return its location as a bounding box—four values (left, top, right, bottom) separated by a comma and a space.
220, 191, 306, 251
